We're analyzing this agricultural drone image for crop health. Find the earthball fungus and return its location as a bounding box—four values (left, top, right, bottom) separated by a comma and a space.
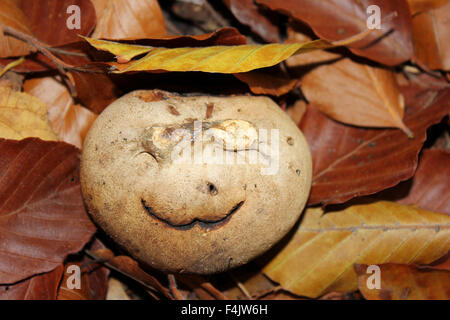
80, 90, 312, 274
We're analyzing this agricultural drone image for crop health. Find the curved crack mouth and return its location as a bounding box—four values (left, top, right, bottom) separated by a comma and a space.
141, 199, 244, 231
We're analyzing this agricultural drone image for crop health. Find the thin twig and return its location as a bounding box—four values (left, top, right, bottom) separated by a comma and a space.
228, 271, 253, 300
168, 274, 185, 300
2, 25, 78, 96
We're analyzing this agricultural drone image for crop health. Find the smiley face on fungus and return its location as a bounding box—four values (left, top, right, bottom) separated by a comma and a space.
80, 90, 312, 274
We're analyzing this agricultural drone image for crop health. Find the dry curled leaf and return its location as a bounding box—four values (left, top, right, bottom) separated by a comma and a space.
0, 86, 57, 141
0, 138, 96, 284
91, 0, 166, 40
300, 86, 450, 205
24, 77, 97, 148
234, 65, 298, 96
355, 263, 450, 300
301, 58, 411, 134
257, 0, 413, 66
0, 266, 63, 300
263, 201, 450, 298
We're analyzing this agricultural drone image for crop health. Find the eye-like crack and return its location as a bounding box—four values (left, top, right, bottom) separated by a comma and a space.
141, 199, 245, 231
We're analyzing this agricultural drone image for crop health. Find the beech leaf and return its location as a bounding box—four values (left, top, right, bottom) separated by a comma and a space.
300, 86, 450, 205
24, 77, 97, 149
0, 86, 58, 141
263, 201, 450, 298
0, 138, 96, 284
0, 266, 63, 300
83, 37, 335, 73
355, 263, 450, 300
301, 58, 411, 134
257, 0, 413, 66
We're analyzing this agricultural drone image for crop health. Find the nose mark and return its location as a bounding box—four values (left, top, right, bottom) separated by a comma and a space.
207, 182, 218, 195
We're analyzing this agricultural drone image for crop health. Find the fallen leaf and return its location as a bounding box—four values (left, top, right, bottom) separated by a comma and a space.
412, 1, 450, 70
57, 240, 109, 300
257, 0, 413, 66
355, 263, 450, 300
0, 86, 58, 141
263, 201, 450, 298
398, 149, 450, 215
83, 36, 335, 73
0, 138, 96, 284
20, 0, 96, 46
24, 77, 97, 148
287, 100, 307, 124
0, 0, 34, 58
223, 0, 281, 43
407, 0, 449, 15
0, 266, 63, 300
234, 66, 298, 96
285, 28, 341, 68
91, 0, 166, 40
300, 86, 450, 205
88, 249, 172, 299
301, 58, 411, 134
218, 263, 277, 299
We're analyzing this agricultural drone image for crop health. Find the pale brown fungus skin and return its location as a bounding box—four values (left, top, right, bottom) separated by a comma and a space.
80, 90, 312, 274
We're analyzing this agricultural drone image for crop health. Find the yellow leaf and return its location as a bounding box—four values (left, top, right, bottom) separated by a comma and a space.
83, 37, 332, 73
0, 86, 58, 141
263, 201, 450, 298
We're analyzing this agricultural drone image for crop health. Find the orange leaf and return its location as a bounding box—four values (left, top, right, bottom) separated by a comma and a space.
301, 58, 411, 135
24, 77, 97, 149
412, 1, 450, 70
355, 263, 450, 300
91, 0, 166, 40
0, 0, 34, 58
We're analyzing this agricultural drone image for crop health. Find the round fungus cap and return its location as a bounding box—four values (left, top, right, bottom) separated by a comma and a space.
80, 90, 312, 274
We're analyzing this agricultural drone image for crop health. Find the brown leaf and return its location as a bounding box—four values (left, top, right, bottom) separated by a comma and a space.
223, 0, 281, 43
0, 138, 96, 284
257, 0, 413, 66
301, 58, 410, 134
0, 266, 63, 300
355, 263, 450, 300
287, 100, 307, 124
24, 77, 97, 148
20, 0, 96, 46
0, 0, 34, 58
412, 1, 450, 70
398, 149, 450, 215
234, 66, 298, 96
263, 201, 450, 298
0, 86, 58, 141
91, 0, 166, 40
407, 0, 449, 15
88, 249, 172, 299
300, 86, 450, 205
285, 28, 341, 68
57, 240, 109, 300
